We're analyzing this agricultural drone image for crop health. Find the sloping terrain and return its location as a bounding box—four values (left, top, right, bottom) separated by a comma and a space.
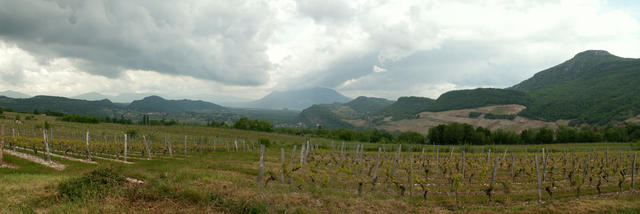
248, 87, 351, 110
377, 104, 562, 134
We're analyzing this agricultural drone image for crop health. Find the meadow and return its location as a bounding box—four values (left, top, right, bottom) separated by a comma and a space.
1, 112, 639, 213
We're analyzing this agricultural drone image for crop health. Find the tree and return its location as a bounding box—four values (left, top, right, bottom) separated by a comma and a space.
535, 128, 554, 144
397, 131, 426, 144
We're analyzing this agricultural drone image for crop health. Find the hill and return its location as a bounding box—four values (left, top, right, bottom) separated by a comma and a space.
298, 96, 393, 128
0, 95, 122, 116
128, 96, 227, 113
249, 87, 351, 110
512, 50, 640, 124
298, 50, 640, 129
378, 96, 434, 120
0, 90, 31, 98
72, 92, 111, 101
425, 88, 531, 112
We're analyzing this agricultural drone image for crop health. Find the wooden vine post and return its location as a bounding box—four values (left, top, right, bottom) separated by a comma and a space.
0, 124, 4, 165
461, 151, 466, 181
124, 134, 128, 162
184, 136, 188, 155
299, 144, 305, 167
408, 154, 414, 197
257, 144, 265, 186
85, 131, 92, 161
167, 136, 173, 157
143, 135, 151, 160
372, 147, 382, 189
535, 154, 542, 202
489, 156, 499, 201
43, 129, 52, 162
281, 148, 285, 184
632, 153, 636, 190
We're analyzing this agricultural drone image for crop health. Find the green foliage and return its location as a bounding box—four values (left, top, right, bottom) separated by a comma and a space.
57, 168, 126, 201
484, 113, 516, 120
378, 96, 434, 120
468, 112, 482, 118
397, 131, 426, 144
426, 88, 531, 112
514, 51, 640, 125
233, 117, 273, 132
126, 129, 138, 138
207, 120, 229, 128
258, 138, 271, 147
59, 115, 100, 123
298, 104, 355, 129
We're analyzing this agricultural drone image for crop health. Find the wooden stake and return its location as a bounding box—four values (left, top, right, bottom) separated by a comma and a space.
299, 144, 305, 167
372, 147, 382, 189
490, 156, 499, 201
461, 151, 466, 181
632, 153, 636, 190
281, 148, 285, 183
257, 144, 265, 185
1, 124, 4, 165
143, 135, 151, 160
535, 154, 542, 202
43, 129, 51, 162
85, 131, 91, 161
124, 134, 128, 162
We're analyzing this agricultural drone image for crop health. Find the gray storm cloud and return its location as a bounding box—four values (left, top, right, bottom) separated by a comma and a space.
0, 0, 273, 86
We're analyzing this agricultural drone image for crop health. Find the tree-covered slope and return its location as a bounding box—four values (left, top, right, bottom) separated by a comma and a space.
425, 88, 531, 112
249, 87, 352, 110
345, 96, 394, 115
0, 95, 122, 116
298, 104, 354, 129
298, 96, 394, 128
128, 96, 227, 113
512, 50, 640, 124
378, 96, 435, 120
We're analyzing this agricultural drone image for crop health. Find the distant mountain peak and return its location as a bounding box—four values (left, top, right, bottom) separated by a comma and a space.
0, 90, 31, 98
141, 95, 165, 100
249, 87, 351, 110
573, 50, 613, 58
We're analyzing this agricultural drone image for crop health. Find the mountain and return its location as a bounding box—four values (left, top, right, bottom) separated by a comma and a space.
378, 96, 435, 120
72, 92, 111, 101
425, 88, 531, 112
298, 50, 640, 130
72, 92, 156, 103
299, 96, 393, 128
0, 90, 31, 98
512, 50, 640, 125
128, 96, 227, 113
249, 87, 351, 110
0, 95, 122, 116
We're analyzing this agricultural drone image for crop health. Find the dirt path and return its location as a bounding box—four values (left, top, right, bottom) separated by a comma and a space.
48, 149, 134, 164
3, 149, 66, 170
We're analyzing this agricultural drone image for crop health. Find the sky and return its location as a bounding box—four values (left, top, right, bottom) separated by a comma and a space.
1, 0, 639, 103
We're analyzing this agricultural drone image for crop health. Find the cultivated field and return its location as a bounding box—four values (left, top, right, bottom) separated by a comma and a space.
1, 113, 639, 213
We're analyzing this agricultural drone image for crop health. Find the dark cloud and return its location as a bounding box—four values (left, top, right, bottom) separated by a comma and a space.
0, 0, 274, 85
297, 0, 355, 23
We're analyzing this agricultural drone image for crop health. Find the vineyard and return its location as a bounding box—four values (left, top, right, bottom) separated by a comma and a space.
1, 112, 640, 213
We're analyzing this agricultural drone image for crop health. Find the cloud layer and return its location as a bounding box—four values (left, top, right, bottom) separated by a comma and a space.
1, 0, 639, 101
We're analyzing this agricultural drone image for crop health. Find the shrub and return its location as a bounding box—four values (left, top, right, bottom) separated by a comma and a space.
258, 138, 271, 147
58, 168, 126, 201
469, 112, 482, 118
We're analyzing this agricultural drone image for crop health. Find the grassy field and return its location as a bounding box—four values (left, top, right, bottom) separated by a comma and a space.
1, 112, 640, 213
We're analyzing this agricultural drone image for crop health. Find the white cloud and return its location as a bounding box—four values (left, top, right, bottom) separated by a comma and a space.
1, 0, 639, 101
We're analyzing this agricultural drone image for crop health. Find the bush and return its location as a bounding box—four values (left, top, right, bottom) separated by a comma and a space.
469, 112, 482, 118
258, 138, 271, 147
58, 168, 126, 201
